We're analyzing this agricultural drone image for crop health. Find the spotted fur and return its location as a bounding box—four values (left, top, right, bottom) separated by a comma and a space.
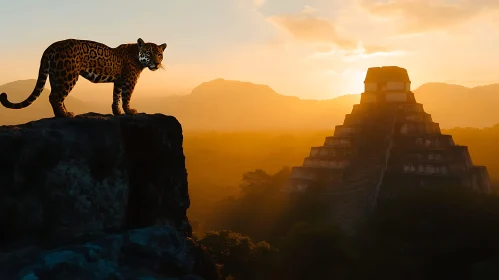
0, 38, 167, 117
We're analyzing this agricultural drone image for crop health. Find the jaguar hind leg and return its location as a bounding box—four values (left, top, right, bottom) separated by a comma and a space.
49, 75, 78, 118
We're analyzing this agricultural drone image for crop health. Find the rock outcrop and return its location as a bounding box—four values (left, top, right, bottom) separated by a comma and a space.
0, 225, 219, 280
0, 113, 219, 280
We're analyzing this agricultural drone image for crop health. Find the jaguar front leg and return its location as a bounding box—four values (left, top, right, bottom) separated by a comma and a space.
121, 80, 138, 115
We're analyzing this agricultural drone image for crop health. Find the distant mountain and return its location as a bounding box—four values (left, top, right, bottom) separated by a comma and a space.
412, 82, 499, 128
139, 78, 360, 130
1, 78, 498, 130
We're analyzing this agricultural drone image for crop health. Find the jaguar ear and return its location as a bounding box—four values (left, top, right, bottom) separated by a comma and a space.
137, 38, 145, 47
159, 43, 167, 51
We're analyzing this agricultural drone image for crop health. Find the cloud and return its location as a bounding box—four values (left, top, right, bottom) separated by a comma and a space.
333, 42, 412, 62
314, 45, 335, 53
305, 42, 407, 62
301, 5, 317, 14
268, 12, 357, 50
363, 44, 390, 54
358, 0, 497, 33
267, 7, 402, 58
343, 49, 410, 61
253, 0, 265, 8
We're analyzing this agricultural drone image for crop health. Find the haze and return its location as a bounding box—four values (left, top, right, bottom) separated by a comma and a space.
2, 0, 499, 100
3, 2, 499, 278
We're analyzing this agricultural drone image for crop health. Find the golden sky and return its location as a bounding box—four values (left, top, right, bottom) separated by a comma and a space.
1, 0, 498, 99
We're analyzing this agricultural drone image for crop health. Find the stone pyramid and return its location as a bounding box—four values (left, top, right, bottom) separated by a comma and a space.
287, 66, 491, 233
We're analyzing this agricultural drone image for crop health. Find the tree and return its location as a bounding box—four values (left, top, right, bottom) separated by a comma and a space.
206, 168, 294, 242
276, 222, 354, 279
199, 230, 278, 280
357, 187, 499, 279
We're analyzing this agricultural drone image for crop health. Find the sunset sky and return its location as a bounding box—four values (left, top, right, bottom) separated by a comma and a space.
1, 0, 499, 99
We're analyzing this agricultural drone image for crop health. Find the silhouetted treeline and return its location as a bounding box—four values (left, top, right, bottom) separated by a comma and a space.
195, 168, 499, 280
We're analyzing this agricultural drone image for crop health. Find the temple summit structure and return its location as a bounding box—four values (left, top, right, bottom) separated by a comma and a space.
287, 66, 491, 234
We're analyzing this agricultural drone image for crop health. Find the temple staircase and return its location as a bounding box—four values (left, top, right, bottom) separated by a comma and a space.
327, 106, 398, 234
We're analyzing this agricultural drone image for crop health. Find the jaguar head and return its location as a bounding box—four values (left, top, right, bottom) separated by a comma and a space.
137, 38, 167, 71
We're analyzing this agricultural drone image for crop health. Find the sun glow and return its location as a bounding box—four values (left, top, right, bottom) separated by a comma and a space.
338, 69, 366, 95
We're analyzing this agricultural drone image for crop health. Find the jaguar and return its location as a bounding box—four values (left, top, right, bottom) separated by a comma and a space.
0, 38, 167, 117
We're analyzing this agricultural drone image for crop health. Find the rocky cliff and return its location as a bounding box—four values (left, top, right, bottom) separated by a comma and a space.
0, 113, 219, 280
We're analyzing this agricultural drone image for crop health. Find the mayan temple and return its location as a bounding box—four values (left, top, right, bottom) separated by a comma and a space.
288, 66, 491, 234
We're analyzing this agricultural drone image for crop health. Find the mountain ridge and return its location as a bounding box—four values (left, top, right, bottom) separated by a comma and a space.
1, 78, 498, 129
